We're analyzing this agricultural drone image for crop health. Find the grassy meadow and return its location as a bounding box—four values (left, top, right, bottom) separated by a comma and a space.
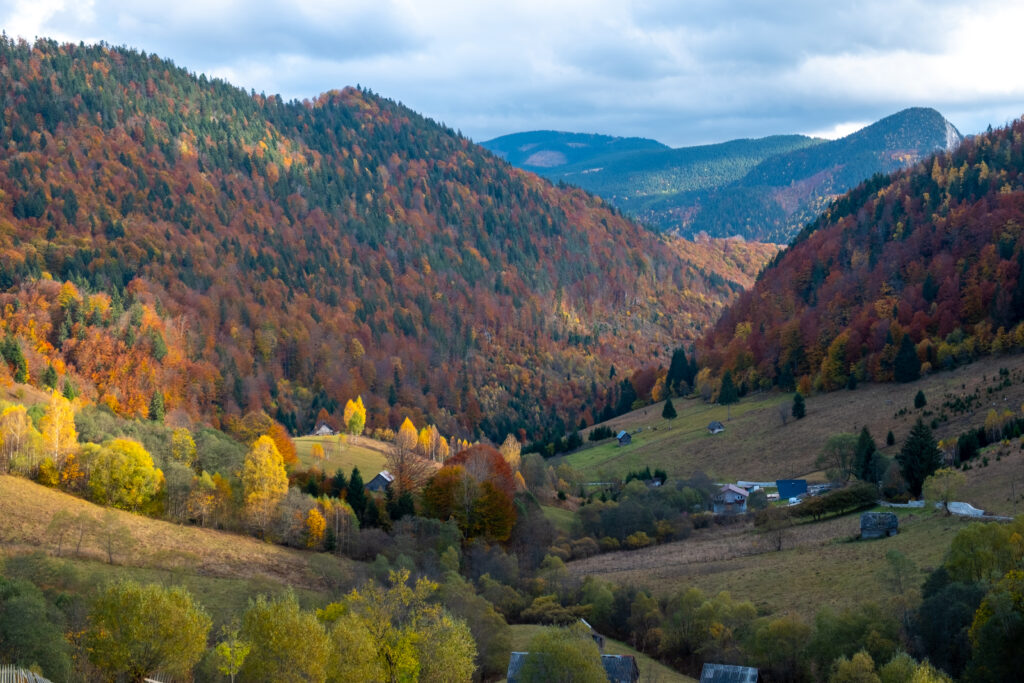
294, 433, 388, 477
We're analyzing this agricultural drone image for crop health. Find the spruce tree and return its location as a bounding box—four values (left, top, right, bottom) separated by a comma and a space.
666, 347, 689, 395
894, 334, 921, 383
792, 392, 806, 419
718, 371, 739, 405
662, 397, 677, 419
149, 391, 165, 422
347, 467, 367, 525
897, 418, 943, 497
854, 427, 878, 482
914, 390, 927, 409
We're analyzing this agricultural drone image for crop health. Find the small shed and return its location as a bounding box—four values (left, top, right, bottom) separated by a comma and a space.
602, 655, 640, 683
776, 479, 808, 500
616, 431, 632, 446
700, 663, 759, 683
860, 511, 899, 539
365, 470, 395, 492
312, 423, 335, 437
713, 484, 749, 514
707, 421, 725, 434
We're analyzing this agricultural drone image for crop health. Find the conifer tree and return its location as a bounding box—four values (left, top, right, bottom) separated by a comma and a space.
854, 427, 878, 482
894, 334, 921, 383
897, 418, 942, 497
718, 371, 739, 405
662, 397, 677, 419
792, 392, 806, 419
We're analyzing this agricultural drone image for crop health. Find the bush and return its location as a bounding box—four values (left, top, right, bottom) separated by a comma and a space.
691, 511, 714, 529
625, 531, 653, 549
598, 536, 621, 552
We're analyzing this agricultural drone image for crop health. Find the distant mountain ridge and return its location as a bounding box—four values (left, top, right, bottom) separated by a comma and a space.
483, 108, 962, 243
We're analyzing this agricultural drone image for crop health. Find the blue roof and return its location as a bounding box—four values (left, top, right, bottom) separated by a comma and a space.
776, 479, 807, 499
700, 663, 758, 683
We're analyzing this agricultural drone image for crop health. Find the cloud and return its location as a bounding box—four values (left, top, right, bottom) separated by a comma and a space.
1, 0, 1022, 146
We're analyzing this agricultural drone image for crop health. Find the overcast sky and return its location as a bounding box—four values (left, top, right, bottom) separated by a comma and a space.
3, 0, 1023, 147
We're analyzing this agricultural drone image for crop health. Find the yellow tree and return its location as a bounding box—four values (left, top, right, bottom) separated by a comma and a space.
305, 507, 326, 548
40, 390, 76, 470
242, 435, 288, 536
170, 428, 197, 468
386, 418, 432, 496
0, 404, 39, 474
499, 434, 522, 471
343, 396, 367, 435
311, 443, 326, 461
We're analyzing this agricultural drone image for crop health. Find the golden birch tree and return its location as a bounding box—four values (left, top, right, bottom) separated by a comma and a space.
242, 435, 288, 536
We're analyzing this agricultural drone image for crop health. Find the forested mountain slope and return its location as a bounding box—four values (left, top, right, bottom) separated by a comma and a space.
700, 116, 1024, 393
0, 37, 775, 440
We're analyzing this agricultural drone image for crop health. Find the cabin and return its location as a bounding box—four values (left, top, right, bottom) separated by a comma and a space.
860, 511, 899, 539
506, 653, 639, 683
311, 423, 335, 437
700, 663, 759, 683
616, 430, 632, 446
712, 484, 749, 514
707, 421, 725, 434
365, 470, 395, 492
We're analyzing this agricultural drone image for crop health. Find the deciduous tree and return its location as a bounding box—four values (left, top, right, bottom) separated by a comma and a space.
242, 435, 289, 535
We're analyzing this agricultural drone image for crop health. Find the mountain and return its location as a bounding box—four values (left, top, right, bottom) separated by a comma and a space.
0, 37, 777, 440
699, 115, 1024, 394
480, 130, 669, 170
485, 108, 961, 243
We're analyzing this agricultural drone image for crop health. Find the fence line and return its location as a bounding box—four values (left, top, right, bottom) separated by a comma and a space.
0, 664, 52, 683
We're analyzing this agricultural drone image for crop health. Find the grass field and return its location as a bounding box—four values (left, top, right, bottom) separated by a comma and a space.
294, 433, 388, 476
505, 624, 696, 683
0, 475, 357, 624
541, 505, 577, 535
567, 506, 968, 621
558, 354, 1024, 501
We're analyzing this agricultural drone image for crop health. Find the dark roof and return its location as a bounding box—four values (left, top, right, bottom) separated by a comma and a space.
365, 470, 395, 491
506, 652, 527, 682
700, 663, 758, 683
776, 479, 808, 499
602, 654, 640, 682
708, 421, 725, 432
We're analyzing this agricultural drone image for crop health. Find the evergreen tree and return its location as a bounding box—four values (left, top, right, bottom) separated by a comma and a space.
347, 467, 367, 525
718, 371, 739, 405
149, 391, 165, 422
897, 418, 943, 497
914, 390, 927, 409
854, 427, 878, 482
662, 397, 677, 420
894, 334, 921, 383
792, 392, 806, 419
615, 379, 637, 415
41, 364, 58, 389
886, 430, 895, 446
666, 347, 689, 396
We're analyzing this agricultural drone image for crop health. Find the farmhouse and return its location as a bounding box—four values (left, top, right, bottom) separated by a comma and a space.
713, 484, 749, 514
311, 423, 335, 437
707, 421, 725, 434
365, 470, 395, 492
616, 430, 632, 446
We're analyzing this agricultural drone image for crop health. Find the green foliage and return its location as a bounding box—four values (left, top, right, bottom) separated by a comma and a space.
894, 334, 921, 383
240, 592, 331, 682
897, 419, 942, 497
914, 390, 927, 409
517, 624, 607, 683
85, 580, 211, 681
662, 397, 677, 419
0, 576, 72, 680
718, 370, 739, 405
793, 392, 806, 419
854, 427, 879, 482
817, 433, 858, 482
212, 624, 250, 683
807, 603, 899, 679
149, 390, 165, 422
965, 570, 1024, 682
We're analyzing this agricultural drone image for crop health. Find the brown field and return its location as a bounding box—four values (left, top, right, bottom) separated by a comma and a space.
0, 475, 358, 600
505, 624, 696, 683
567, 508, 969, 620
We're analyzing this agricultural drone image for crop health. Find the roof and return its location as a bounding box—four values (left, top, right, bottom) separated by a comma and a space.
700, 663, 758, 683
602, 654, 640, 682
708, 421, 725, 432
776, 479, 808, 499
616, 430, 629, 439
506, 652, 528, 682
720, 484, 749, 498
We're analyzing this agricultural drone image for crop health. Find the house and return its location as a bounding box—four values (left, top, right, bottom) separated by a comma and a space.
616, 431, 632, 446
860, 511, 899, 539
312, 423, 335, 437
700, 663, 759, 683
365, 470, 394, 492
707, 421, 725, 434
713, 484, 749, 514
506, 653, 639, 683
775, 479, 808, 500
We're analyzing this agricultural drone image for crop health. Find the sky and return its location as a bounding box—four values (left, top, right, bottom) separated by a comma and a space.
2, 0, 1023, 147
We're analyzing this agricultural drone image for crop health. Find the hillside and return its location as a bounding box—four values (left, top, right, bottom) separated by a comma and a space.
486, 108, 960, 243
701, 115, 1024, 394
0, 37, 776, 441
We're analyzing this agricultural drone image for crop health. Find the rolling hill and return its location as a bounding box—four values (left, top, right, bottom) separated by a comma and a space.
484, 108, 961, 243
700, 115, 1024, 394
0, 37, 777, 441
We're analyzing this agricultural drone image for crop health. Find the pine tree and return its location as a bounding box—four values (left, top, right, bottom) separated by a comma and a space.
792, 392, 806, 419
150, 391, 165, 422
894, 334, 921, 383
897, 418, 943, 497
347, 467, 367, 525
666, 347, 689, 396
662, 397, 677, 419
854, 427, 878, 482
718, 371, 739, 405
914, 390, 927, 409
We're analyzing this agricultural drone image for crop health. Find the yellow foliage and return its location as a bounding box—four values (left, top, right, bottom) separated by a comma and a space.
305, 507, 326, 548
